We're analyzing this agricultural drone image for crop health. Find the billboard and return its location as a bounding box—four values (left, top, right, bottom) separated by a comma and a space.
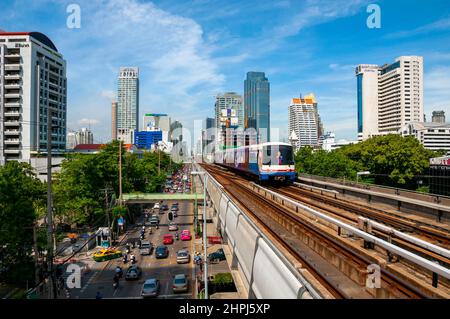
220, 108, 239, 129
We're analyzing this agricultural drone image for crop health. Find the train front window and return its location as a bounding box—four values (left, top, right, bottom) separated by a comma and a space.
262, 145, 294, 165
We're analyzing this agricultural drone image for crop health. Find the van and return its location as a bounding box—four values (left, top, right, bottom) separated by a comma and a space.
140, 241, 153, 255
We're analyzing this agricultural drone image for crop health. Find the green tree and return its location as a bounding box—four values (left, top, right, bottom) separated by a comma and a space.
339, 134, 436, 188
295, 146, 360, 179
53, 141, 181, 227
0, 162, 45, 284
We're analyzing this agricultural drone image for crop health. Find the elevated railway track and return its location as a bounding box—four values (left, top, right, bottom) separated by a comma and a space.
201, 163, 450, 299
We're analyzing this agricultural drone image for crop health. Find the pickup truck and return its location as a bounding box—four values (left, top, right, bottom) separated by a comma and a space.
139, 241, 153, 255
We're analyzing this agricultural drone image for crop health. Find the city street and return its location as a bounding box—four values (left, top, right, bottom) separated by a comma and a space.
68, 201, 195, 299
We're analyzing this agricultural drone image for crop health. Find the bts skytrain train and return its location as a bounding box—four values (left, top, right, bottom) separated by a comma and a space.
214, 142, 297, 182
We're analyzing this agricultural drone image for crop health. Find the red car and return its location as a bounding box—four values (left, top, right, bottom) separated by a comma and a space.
180, 230, 191, 241
163, 234, 174, 245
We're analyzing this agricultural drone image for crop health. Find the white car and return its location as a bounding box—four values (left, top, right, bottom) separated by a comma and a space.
168, 222, 178, 231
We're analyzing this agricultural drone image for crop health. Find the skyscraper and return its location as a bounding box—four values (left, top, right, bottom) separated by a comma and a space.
117, 67, 139, 132
244, 72, 270, 143
170, 120, 183, 145
356, 56, 424, 140
111, 101, 117, 140
76, 127, 94, 145
356, 64, 379, 141
432, 111, 446, 124
288, 94, 320, 150
0, 31, 67, 164
215, 92, 244, 149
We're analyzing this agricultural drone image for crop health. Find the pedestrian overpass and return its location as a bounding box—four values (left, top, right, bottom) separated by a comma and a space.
122, 193, 205, 204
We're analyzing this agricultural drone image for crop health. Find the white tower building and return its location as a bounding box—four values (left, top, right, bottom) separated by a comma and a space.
288, 94, 319, 150
0, 32, 67, 165
117, 67, 139, 132
356, 56, 424, 140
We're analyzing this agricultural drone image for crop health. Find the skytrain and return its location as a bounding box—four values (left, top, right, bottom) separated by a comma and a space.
214, 142, 297, 182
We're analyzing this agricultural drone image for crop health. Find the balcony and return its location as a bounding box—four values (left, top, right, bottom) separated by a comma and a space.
4, 130, 20, 136
4, 149, 21, 154
5, 53, 20, 58
4, 74, 21, 80
4, 83, 21, 89
5, 64, 21, 71
4, 111, 21, 117
4, 102, 21, 108
4, 93, 21, 99
4, 121, 20, 127
4, 139, 20, 145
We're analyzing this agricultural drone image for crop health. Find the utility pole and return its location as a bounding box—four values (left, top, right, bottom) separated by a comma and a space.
119, 140, 122, 205
46, 104, 57, 299
105, 189, 112, 247
158, 145, 161, 175
33, 222, 40, 286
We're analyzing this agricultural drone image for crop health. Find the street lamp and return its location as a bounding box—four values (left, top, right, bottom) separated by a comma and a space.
356, 171, 371, 183
191, 170, 208, 299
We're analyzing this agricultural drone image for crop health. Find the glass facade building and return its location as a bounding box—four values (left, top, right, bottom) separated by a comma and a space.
244, 72, 270, 143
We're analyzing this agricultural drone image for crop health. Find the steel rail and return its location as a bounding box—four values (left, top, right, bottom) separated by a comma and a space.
252, 183, 450, 280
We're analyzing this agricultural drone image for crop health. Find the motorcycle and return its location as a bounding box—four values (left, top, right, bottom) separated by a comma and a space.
175, 233, 179, 241
123, 255, 128, 263
130, 255, 136, 264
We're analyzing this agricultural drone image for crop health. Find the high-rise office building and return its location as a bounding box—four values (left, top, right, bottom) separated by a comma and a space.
117, 67, 139, 132
143, 113, 171, 132
142, 113, 171, 145
170, 120, 183, 145
66, 131, 77, 150
356, 64, 379, 141
288, 94, 320, 150
356, 56, 424, 140
206, 117, 215, 131
76, 127, 94, 145
205, 117, 216, 150
111, 101, 117, 140
215, 92, 244, 129
0, 32, 67, 165
215, 92, 244, 149
432, 111, 446, 124
244, 72, 270, 143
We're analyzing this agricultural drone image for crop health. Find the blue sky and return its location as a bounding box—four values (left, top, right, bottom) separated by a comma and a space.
1, 0, 450, 144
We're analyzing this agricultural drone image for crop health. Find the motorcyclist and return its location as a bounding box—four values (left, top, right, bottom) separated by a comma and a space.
123, 253, 128, 263
175, 232, 179, 240
115, 266, 123, 278
130, 254, 136, 264
113, 274, 119, 289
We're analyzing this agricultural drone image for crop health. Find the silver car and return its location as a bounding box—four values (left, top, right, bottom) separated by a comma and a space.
141, 278, 160, 298
172, 274, 188, 293
168, 222, 178, 231
176, 249, 190, 264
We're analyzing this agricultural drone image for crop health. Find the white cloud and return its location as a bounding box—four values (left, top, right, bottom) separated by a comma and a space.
78, 118, 100, 125
101, 90, 115, 101
384, 17, 450, 40
52, 0, 225, 141
424, 66, 450, 117
272, 0, 368, 38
